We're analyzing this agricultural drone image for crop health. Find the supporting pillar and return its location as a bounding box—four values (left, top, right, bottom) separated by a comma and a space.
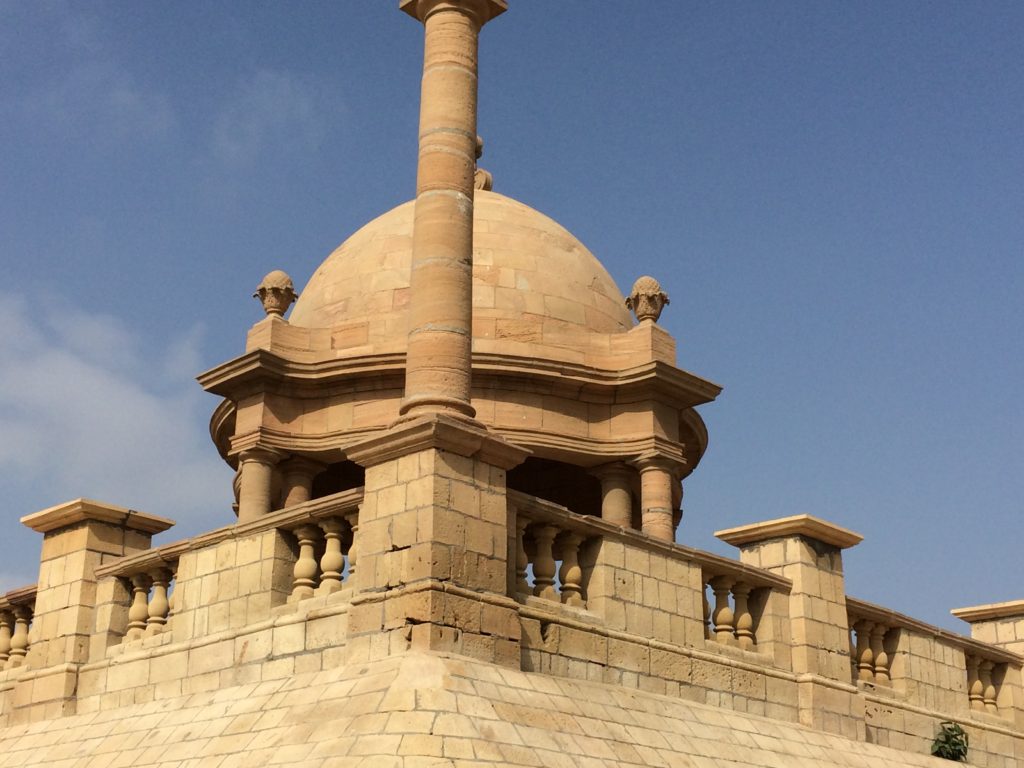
634, 457, 677, 542
280, 456, 324, 508
14, 500, 173, 720
398, 0, 506, 420
237, 447, 282, 523
591, 462, 633, 528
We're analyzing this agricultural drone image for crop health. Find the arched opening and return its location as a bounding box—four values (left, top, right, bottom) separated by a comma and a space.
312, 460, 366, 498
507, 457, 601, 517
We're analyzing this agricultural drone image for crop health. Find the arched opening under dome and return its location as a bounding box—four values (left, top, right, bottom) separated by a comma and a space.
507, 457, 603, 518
311, 461, 366, 499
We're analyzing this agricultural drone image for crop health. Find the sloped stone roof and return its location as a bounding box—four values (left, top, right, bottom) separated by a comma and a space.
0, 652, 949, 767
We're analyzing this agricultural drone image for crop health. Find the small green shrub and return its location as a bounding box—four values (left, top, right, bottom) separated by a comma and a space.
931, 721, 969, 762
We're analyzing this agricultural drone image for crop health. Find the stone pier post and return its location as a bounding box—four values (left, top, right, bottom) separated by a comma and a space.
717, 514, 865, 740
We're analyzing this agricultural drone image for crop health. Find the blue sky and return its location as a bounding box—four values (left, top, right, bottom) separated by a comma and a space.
1, 1, 1022, 632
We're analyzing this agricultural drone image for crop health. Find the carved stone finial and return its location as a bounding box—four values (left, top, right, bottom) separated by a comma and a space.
474, 134, 493, 190
253, 270, 297, 318
626, 275, 670, 323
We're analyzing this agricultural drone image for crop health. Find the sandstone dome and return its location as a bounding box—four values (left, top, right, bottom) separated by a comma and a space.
289, 190, 633, 351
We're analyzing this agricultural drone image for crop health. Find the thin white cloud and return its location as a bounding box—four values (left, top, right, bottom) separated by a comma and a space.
0, 296, 231, 590
24, 60, 176, 145
211, 69, 326, 166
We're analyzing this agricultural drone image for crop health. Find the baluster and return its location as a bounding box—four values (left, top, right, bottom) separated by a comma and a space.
291, 525, 321, 600
145, 568, 172, 636
702, 581, 711, 640
709, 575, 736, 646
979, 660, 998, 713
732, 582, 754, 650
8, 605, 31, 666
532, 525, 559, 601
318, 518, 345, 594
0, 610, 12, 668
849, 626, 858, 682
966, 655, 984, 711
558, 532, 585, 607
167, 570, 178, 621
126, 573, 152, 641
870, 624, 890, 684
345, 511, 359, 588
515, 517, 530, 595
853, 619, 875, 681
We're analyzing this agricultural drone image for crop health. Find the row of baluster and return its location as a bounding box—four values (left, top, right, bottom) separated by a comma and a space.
513, 519, 588, 607
850, 618, 895, 684
123, 567, 177, 642
703, 575, 758, 650
852, 619, 1006, 715
290, 515, 358, 600
0, 607, 32, 669
966, 654, 1003, 714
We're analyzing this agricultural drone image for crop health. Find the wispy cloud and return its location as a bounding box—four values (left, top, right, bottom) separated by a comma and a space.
0, 296, 231, 589
24, 60, 176, 145
211, 69, 326, 166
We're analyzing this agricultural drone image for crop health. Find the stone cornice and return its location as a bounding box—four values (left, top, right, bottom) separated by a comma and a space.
198, 349, 721, 408
715, 514, 863, 550
21, 499, 175, 536
951, 600, 1024, 624
346, 414, 530, 469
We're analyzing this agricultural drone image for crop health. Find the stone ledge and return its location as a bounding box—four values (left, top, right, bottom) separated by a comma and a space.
21, 499, 175, 536
952, 599, 1024, 624
716, 514, 863, 550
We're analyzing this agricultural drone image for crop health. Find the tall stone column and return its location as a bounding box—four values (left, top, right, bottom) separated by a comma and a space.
342, 2, 524, 669
398, 0, 506, 420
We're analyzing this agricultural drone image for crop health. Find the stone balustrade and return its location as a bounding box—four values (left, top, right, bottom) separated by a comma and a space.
848, 610, 898, 686
284, 511, 359, 601
511, 496, 594, 609
95, 548, 181, 644
847, 597, 1022, 723
965, 652, 1008, 716
0, 587, 35, 672
700, 563, 779, 652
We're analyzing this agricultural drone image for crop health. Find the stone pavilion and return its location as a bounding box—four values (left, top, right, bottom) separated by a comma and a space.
2, 2, 1023, 766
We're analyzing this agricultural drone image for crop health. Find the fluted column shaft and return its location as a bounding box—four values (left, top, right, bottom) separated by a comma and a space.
400, 0, 502, 419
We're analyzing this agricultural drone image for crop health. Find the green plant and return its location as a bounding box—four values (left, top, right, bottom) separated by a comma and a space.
931, 721, 969, 762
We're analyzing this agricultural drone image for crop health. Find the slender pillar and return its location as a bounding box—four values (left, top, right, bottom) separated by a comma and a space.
592, 463, 633, 528
281, 456, 323, 508
398, 0, 506, 420
636, 458, 676, 542
237, 447, 281, 523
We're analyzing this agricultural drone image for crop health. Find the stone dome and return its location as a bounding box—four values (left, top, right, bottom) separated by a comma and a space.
289, 190, 632, 351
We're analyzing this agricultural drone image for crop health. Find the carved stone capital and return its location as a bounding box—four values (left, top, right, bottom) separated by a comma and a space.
400, 0, 507, 25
